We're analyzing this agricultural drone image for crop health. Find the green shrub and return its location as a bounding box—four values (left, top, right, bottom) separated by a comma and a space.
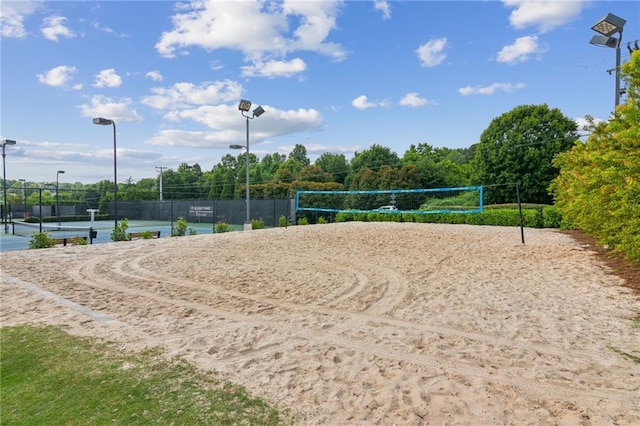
334, 207, 549, 228
28, 232, 56, 249
542, 206, 562, 228
317, 216, 328, 224
251, 218, 265, 230
69, 237, 87, 246
172, 217, 188, 237
278, 215, 290, 227
297, 217, 309, 225
140, 230, 154, 239
335, 212, 349, 222
111, 218, 130, 242
215, 222, 231, 233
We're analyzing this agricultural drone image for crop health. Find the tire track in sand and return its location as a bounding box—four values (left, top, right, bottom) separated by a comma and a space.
121, 248, 630, 371
42, 252, 638, 411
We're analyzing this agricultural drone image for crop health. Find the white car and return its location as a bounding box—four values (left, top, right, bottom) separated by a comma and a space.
377, 205, 398, 212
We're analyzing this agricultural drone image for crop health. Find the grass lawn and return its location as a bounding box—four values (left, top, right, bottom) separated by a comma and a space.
1, 325, 289, 425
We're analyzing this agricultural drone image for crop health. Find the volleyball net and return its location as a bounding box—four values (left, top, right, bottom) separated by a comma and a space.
296, 186, 483, 214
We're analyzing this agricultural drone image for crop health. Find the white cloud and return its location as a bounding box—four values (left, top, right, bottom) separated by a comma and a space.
41, 16, 76, 42
496, 36, 547, 64
399, 92, 430, 107
91, 20, 127, 37
285, 143, 358, 156
210, 60, 224, 71
155, 0, 346, 67
241, 58, 307, 78
79, 95, 143, 122
145, 70, 163, 82
416, 37, 448, 67
36, 65, 77, 87
458, 82, 525, 95
281, 1, 345, 59
374, 0, 391, 20
146, 129, 239, 148
503, 0, 584, 33
1, 1, 41, 38
93, 69, 123, 88
147, 105, 323, 149
141, 80, 243, 110
352, 95, 388, 110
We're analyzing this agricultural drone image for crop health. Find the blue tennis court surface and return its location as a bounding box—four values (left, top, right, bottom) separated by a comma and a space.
0, 220, 228, 252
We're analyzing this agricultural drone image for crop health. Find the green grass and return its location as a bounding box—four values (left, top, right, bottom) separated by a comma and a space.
611, 347, 640, 365
1, 325, 289, 425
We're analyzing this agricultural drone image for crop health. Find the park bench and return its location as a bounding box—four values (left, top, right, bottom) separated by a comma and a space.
127, 230, 161, 240
54, 236, 88, 246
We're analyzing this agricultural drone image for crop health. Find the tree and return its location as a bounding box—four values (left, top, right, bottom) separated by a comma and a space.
402, 143, 472, 189
177, 162, 204, 199
206, 167, 235, 200
260, 153, 286, 181
315, 152, 349, 184
119, 177, 157, 201
551, 50, 640, 261
273, 162, 298, 183
288, 144, 310, 166
350, 144, 400, 175
472, 104, 578, 204
297, 165, 333, 182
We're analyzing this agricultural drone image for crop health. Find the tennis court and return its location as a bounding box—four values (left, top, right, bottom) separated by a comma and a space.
0, 220, 240, 252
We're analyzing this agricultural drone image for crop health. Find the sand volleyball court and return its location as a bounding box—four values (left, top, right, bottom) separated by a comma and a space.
1, 222, 639, 425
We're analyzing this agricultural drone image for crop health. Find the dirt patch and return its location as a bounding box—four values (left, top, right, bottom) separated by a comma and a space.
563, 230, 640, 296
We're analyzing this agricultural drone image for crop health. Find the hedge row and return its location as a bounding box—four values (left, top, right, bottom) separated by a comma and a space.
334, 206, 570, 229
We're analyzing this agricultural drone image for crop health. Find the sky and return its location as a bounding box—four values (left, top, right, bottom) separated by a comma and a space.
1, 0, 638, 185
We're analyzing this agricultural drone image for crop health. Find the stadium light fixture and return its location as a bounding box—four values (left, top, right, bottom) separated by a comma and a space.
232, 99, 265, 230
2, 138, 16, 233
56, 170, 65, 226
93, 117, 118, 230
590, 12, 626, 108
238, 99, 252, 112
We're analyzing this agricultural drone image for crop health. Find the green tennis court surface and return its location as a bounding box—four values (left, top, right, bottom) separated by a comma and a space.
1, 221, 240, 252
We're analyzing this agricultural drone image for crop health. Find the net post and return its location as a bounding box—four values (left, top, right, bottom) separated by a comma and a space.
516, 182, 525, 244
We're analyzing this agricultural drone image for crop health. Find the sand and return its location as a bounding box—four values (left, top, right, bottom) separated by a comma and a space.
1, 222, 639, 425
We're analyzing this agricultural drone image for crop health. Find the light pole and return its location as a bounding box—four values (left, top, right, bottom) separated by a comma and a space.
590, 12, 626, 108
93, 117, 118, 229
156, 166, 166, 201
18, 178, 26, 219
56, 170, 65, 226
230, 99, 265, 230
2, 139, 16, 233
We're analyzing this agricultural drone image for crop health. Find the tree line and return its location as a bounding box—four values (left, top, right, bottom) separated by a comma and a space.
5, 102, 578, 208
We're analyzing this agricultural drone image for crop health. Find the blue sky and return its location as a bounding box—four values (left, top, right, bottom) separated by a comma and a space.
1, 0, 638, 184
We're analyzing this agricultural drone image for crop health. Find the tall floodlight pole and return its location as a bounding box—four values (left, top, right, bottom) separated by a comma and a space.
19, 178, 26, 219
156, 166, 166, 201
56, 170, 65, 226
589, 13, 626, 108
230, 99, 265, 231
93, 117, 118, 229
2, 139, 17, 233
